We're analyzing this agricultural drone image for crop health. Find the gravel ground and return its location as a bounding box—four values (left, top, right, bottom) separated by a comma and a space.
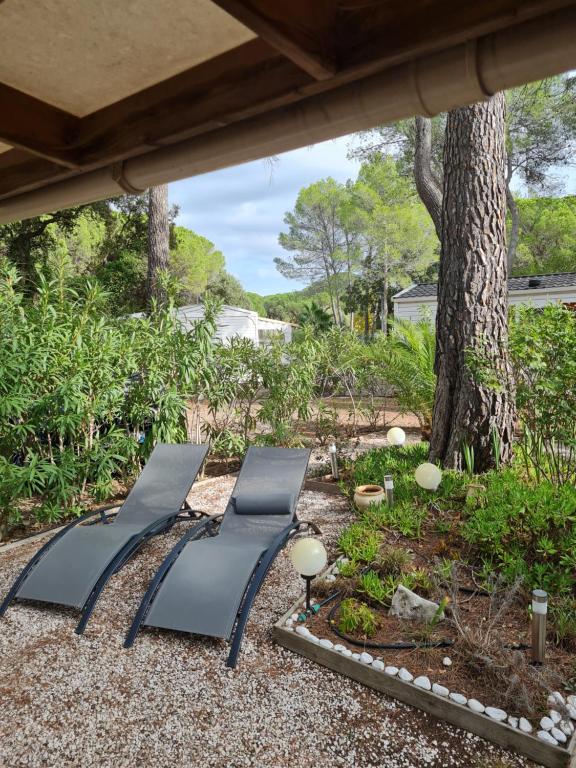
0, 478, 531, 768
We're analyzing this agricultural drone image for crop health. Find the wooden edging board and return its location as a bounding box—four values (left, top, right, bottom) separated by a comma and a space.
273, 572, 576, 768
304, 476, 344, 496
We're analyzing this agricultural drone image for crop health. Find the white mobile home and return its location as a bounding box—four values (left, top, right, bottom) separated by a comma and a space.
176, 304, 293, 346
393, 272, 576, 324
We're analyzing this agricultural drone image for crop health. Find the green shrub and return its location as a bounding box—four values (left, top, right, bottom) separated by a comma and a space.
462, 469, 576, 593
338, 523, 381, 563
338, 598, 379, 637
0, 263, 216, 535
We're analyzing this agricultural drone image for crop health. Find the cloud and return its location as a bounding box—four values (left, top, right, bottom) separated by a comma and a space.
170, 135, 361, 295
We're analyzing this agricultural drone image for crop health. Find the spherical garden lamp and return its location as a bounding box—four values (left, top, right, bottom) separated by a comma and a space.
290, 538, 328, 612
415, 462, 443, 491
387, 427, 406, 446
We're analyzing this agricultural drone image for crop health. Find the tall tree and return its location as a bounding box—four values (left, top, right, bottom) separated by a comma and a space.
351, 74, 576, 269
429, 93, 515, 471
146, 185, 170, 306
351, 156, 437, 334
276, 179, 360, 325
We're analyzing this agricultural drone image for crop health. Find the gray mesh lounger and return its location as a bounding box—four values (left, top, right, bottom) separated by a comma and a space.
0, 443, 209, 633
124, 446, 316, 667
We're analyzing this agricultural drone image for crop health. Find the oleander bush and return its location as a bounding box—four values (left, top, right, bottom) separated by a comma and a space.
0, 261, 216, 536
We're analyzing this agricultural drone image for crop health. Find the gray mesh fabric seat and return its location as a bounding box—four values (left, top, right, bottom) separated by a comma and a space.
124, 447, 311, 666
0, 443, 209, 632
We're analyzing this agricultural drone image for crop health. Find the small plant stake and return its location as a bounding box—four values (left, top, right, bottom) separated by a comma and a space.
531, 589, 548, 665
329, 443, 339, 480
384, 474, 394, 506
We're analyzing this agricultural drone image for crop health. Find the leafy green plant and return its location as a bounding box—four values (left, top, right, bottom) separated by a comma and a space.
373, 546, 411, 577
357, 570, 389, 604
549, 598, 576, 650
338, 598, 379, 637
462, 442, 475, 475
338, 523, 381, 563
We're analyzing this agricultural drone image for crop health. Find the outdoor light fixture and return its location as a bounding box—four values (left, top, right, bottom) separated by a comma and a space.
387, 427, 406, 446
328, 443, 340, 480
531, 589, 548, 665
290, 538, 328, 612
415, 462, 443, 491
384, 474, 394, 506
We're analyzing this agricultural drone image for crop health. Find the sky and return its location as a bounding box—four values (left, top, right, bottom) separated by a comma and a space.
170, 132, 576, 297
170, 136, 362, 295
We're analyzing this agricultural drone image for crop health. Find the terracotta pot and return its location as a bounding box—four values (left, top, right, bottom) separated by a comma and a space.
353, 484, 385, 509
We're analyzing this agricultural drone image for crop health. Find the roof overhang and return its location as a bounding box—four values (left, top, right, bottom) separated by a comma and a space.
1, 0, 576, 224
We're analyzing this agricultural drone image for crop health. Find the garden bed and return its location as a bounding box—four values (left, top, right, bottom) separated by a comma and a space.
274, 564, 576, 768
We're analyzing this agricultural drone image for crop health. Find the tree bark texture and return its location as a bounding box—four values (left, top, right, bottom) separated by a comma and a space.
414, 116, 443, 241
429, 93, 515, 472
147, 184, 170, 306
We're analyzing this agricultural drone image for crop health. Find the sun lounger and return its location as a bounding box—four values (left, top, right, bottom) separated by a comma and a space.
124, 446, 314, 667
0, 443, 209, 633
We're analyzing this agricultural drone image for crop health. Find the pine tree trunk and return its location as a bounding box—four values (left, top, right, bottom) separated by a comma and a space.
429, 93, 515, 472
147, 185, 170, 306
414, 116, 443, 240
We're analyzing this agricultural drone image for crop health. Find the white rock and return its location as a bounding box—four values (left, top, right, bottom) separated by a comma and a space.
319, 639, 333, 649
291, 613, 299, 622
307, 634, 319, 644
537, 731, 559, 746
341, 648, 353, 657
325, 574, 337, 582
295, 626, 310, 637
432, 683, 449, 698
352, 653, 361, 661
398, 668, 414, 682
414, 676, 432, 691
551, 727, 567, 744
508, 716, 519, 728
333, 644, 346, 653
519, 717, 533, 733
540, 716, 554, 731
449, 693, 467, 705
560, 720, 574, 736
568, 704, 576, 720
285, 619, 293, 627
468, 699, 485, 714
442, 657, 453, 667
285, 626, 294, 632
485, 707, 507, 722
389, 585, 444, 622
567, 695, 576, 708
549, 710, 562, 725
360, 652, 373, 665
372, 660, 385, 671
385, 666, 399, 676
548, 692, 566, 708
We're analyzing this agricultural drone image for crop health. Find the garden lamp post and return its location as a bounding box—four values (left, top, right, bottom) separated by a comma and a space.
328, 442, 339, 480
290, 538, 328, 613
415, 462, 443, 491
387, 427, 406, 446
531, 589, 548, 665
384, 474, 394, 506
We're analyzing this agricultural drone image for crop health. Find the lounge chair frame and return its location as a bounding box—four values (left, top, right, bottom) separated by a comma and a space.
0, 501, 209, 632
124, 516, 321, 668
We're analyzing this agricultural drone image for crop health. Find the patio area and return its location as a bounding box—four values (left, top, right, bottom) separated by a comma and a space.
0, 478, 528, 768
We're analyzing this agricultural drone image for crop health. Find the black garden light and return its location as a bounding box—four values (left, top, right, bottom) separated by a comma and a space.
289, 537, 328, 613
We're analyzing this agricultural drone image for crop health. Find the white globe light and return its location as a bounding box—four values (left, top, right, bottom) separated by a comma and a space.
289, 538, 328, 577
387, 427, 406, 446
415, 462, 443, 491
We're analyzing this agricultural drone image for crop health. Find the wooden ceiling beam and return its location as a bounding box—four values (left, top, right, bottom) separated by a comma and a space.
0, 84, 80, 168
338, 0, 576, 76
0, 149, 75, 199
74, 40, 312, 167
210, 0, 337, 80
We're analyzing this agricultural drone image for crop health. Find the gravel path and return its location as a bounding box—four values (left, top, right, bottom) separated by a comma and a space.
0, 479, 531, 768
